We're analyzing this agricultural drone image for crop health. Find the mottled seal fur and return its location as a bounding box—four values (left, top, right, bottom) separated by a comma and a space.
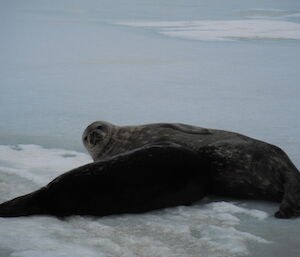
82, 121, 300, 218
0, 121, 299, 218
82, 121, 213, 161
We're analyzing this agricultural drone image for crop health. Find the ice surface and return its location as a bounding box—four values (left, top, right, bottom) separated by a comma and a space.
235, 9, 300, 18
116, 20, 300, 41
0, 145, 91, 197
1, 145, 300, 257
1, 0, 300, 256
0, 145, 270, 257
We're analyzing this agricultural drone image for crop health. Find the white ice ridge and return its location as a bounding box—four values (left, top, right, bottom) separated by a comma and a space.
236, 9, 300, 18
115, 20, 300, 41
0, 144, 91, 186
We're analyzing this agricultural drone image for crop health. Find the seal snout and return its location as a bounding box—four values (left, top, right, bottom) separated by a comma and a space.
88, 131, 100, 146
82, 129, 99, 147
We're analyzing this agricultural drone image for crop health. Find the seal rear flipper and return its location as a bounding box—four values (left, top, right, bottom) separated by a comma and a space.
275, 172, 300, 219
0, 188, 46, 217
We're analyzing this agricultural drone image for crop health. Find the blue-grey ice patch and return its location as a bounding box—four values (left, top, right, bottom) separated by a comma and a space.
61, 153, 77, 158
206, 201, 269, 220
115, 19, 300, 41
235, 9, 300, 19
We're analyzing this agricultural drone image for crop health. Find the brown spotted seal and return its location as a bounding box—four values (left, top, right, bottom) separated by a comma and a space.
82, 121, 234, 161
82, 121, 300, 218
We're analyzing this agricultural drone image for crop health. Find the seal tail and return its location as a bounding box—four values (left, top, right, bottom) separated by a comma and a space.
0, 188, 46, 217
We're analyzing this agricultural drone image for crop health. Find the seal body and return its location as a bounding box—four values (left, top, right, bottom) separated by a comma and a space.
0, 122, 299, 218
82, 121, 244, 161
0, 145, 210, 217
82, 121, 300, 218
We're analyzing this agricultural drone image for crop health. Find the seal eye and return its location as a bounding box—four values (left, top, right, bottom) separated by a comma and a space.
96, 126, 104, 130
83, 136, 88, 141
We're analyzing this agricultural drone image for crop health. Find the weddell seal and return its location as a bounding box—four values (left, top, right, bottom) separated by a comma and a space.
0, 145, 210, 217
0, 121, 300, 218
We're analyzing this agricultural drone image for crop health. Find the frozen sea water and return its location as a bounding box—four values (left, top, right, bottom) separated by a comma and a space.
1, 0, 300, 256
0, 145, 283, 257
0, 145, 300, 257
116, 19, 300, 41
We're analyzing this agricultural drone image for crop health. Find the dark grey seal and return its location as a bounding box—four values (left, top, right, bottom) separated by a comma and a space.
82, 121, 300, 218
0, 145, 209, 217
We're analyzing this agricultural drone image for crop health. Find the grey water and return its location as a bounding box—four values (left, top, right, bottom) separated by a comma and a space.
0, 0, 300, 256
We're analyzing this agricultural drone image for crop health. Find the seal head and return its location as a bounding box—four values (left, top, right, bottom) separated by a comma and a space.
82, 121, 214, 161
82, 121, 116, 161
